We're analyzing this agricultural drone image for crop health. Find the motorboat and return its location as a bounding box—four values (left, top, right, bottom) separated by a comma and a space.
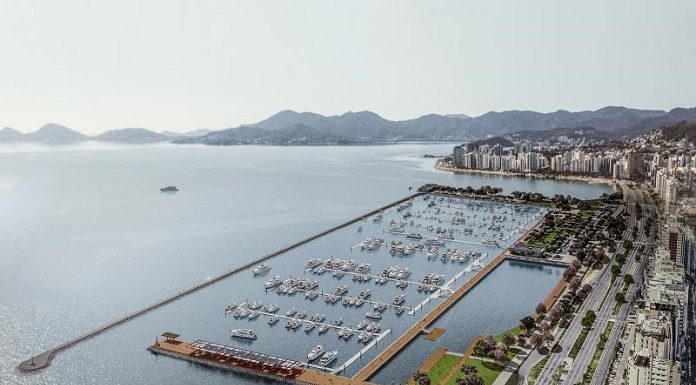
264, 276, 282, 289
248, 311, 260, 319
253, 262, 271, 275
365, 312, 382, 320
304, 322, 316, 333
319, 351, 338, 366
356, 320, 368, 330
286, 307, 297, 316
307, 345, 325, 361
224, 302, 238, 314
357, 332, 373, 344
231, 329, 257, 340
296, 311, 307, 319
268, 315, 279, 325
160, 185, 179, 192
333, 318, 343, 326
318, 324, 329, 334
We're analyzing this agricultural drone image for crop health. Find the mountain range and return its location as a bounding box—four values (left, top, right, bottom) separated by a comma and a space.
2, 106, 695, 145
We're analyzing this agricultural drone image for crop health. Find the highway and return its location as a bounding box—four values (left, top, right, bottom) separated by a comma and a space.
527, 186, 650, 385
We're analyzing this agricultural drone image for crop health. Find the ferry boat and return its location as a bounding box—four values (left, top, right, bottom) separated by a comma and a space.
264, 276, 282, 289
365, 312, 382, 320
268, 315, 279, 325
231, 329, 257, 340
253, 263, 271, 275
307, 345, 325, 361
160, 185, 179, 192
319, 351, 338, 367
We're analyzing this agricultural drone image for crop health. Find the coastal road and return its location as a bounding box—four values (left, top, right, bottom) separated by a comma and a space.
532, 189, 639, 385
563, 187, 651, 385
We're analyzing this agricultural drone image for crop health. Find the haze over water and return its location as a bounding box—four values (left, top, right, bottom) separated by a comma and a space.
0, 143, 611, 384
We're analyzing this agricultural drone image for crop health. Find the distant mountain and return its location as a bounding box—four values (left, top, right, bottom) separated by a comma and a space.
506, 127, 616, 142
161, 129, 211, 137
24, 123, 87, 144
179, 106, 682, 146
0, 127, 23, 142
95, 128, 170, 143
615, 107, 696, 138
2, 106, 694, 146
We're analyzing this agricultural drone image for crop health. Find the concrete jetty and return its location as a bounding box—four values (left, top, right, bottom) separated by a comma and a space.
18, 192, 422, 372
352, 251, 509, 382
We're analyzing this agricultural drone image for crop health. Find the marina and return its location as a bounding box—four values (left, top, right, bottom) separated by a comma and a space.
148, 188, 553, 383
20, 187, 555, 384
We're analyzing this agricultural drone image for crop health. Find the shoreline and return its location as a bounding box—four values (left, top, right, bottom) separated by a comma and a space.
434, 160, 617, 190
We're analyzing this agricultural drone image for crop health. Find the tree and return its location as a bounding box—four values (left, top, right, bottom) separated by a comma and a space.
520, 316, 536, 332
493, 348, 507, 362
460, 364, 477, 377
623, 274, 634, 285
611, 264, 622, 277
581, 310, 597, 328
413, 371, 431, 385
569, 277, 582, 293
543, 330, 554, 344
571, 259, 582, 270
615, 292, 626, 303
502, 333, 516, 348
457, 373, 484, 385
536, 302, 548, 316
530, 333, 543, 347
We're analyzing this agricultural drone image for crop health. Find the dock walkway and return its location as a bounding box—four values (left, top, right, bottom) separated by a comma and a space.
352, 252, 509, 382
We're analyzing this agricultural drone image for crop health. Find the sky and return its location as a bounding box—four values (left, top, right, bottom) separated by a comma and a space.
0, 1, 695, 134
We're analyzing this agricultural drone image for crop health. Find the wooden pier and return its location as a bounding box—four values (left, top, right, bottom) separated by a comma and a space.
351, 251, 509, 382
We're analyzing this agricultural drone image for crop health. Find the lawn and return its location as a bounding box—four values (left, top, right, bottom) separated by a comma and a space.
447, 358, 506, 385
527, 355, 549, 385
495, 326, 522, 341
427, 353, 460, 385
568, 327, 590, 359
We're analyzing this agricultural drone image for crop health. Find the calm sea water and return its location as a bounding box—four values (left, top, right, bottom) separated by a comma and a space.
0, 143, 610, 385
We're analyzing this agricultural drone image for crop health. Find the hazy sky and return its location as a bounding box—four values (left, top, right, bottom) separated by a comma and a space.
1, 1, 695, 134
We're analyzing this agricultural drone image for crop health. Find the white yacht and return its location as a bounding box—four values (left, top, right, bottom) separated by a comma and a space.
231, 329, 257, 340
365, 312, 382, 320
253, 262, 271, 275
264, 276, 282, 289
286, 307, 297, 316
268, 315, 279, 325
356, 320, 368, 330
358, 332, 373, 344
319, 350, 338, 366
307, 345, 325, 361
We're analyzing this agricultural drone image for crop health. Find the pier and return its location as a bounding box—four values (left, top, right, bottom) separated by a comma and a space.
18, 192, 422, 372
352, 251, 509, 382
